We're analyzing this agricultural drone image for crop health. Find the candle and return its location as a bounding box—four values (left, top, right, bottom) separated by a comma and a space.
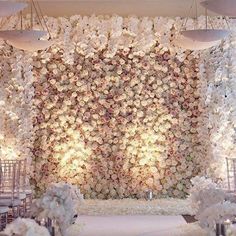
146, 190, 153, 201
149, 190, 153, 200
216, 223, 220, 236
48, 218, 52, 228
40, 218, 45, 226
51, 226, 55, 236
221, 224, 226, 236
225, 219, 231, 224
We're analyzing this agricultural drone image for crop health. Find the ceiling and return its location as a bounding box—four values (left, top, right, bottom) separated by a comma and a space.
26, 0, 216, 17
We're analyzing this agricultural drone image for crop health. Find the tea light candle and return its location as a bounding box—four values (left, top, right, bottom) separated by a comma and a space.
40, 218, 45, 226
221, 224, 226, 236
225, 219, 231, 224
146, 190, 153, 201
216, 223, 220, 236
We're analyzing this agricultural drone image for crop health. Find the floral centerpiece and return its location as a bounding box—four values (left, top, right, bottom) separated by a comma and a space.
31, 182, 83, 235
2, 218, 50, 236
198, 201, 236, 232
189, 176, 226, 218
189, 176, 236, 234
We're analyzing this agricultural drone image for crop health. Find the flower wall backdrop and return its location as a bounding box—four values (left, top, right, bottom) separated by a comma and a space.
0, 15, 235, 199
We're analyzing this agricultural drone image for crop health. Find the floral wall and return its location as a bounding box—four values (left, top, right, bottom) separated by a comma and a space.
0, 15, 234, 199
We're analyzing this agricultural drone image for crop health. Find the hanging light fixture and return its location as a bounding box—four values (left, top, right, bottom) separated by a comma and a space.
0, 0, 53, 51
0, 1, 28, 17
200, 0, 236, 17
7, 38, 53, 52
181, 29, 229, 42
175, 0, 230, 50
174, 35, 221, 50
0, 30, 47, 41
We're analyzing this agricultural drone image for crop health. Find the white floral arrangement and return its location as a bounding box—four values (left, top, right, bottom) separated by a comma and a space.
198, 201, 236, 232
31, 182, 83, 235
189, 176, 236, 234
2, 218, 50, 236
189, 176, 226, 217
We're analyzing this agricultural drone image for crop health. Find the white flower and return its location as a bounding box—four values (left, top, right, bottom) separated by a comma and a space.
188, 176, 226, 217
3, 218, 50, 236
199, 201, 236, 232
31, 182, 83, 234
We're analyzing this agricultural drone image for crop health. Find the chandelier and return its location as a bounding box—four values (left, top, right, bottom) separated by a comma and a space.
0, 1, 53, 52
174, 35, 221, 50
174, 0, 230, 50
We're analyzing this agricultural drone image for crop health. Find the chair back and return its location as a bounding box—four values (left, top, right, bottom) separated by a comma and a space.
0, 160, 21, 203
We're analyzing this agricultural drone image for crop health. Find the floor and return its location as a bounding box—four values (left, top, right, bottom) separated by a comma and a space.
78, 215, 187, 236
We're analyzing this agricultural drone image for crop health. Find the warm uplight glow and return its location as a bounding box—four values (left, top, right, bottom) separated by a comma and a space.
0, 145, 19, 160
125, 124, 170, 167
53, 129, 93, 183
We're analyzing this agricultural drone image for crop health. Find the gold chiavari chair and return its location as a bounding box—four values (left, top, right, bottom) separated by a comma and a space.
0, 207, 8, 231
18, 159, 32, 216
0, 161, 10, 231
0, 159, 33, 218
0, 160, 24, 222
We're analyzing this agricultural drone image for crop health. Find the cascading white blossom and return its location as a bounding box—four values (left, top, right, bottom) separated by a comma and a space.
0, 47, 35, 167
61, 18, 75, 65
202, 26, 236, 181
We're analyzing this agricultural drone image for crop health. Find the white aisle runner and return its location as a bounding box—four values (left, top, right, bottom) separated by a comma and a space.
78, 215, 186, 236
